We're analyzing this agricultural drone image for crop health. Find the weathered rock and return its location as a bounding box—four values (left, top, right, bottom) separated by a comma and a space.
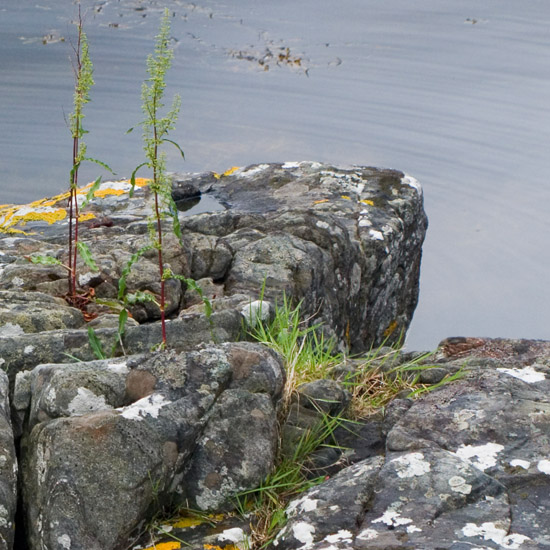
274, 338, 550, 550
0, 291, 84, 335
18, 343, 284, 550
0, 370, 17, 550
1, 162, 427, 362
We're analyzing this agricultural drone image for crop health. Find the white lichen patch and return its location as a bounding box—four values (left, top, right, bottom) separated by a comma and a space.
537, 459, 550, 474
407, 525, 422, 534
68, 387, 111, 416
356, 528, 379, 540
57, 534, 71, 549
241, 164, 270, 177
107, 361, 128, 374
510, 459, 531, 470
391, 452, 431, 478
372, 507, 413, 528
282, 161, 301, 169
292, 521, 315, 546
219, 527, 246, 544
241, 300, 272, 327
324, 530, 353, 544
316, 220, 330, 230
454, 409, 486, 431
24, 345, 35, 354
455, 442, 504, 471
401, 174, 422, 194
368, 229, 384, 241
78, 271, 96, 287
497, 366, 546, 383
448, 475, 472, 495
358, 217, 372, 227
461, 522, 531, 549
0, 322, 25, 338
119, 393, 169, 421
286, 493, 319, 517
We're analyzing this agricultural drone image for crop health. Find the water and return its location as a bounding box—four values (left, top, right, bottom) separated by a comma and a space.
1, 0, 549, 350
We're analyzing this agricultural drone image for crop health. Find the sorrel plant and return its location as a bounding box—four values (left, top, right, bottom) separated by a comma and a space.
130, 8, 184, 348
67, 7, 112, 299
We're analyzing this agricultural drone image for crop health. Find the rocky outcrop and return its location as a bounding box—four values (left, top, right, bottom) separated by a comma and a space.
16, 343, 284, 550
273, 338, 550, 550
0, 162, 427, 367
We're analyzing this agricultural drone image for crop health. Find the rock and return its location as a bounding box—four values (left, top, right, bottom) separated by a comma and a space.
1, 162, 427, 358
0, 370, 17, 550
274, 338, 550, 550
274, 456, 385, 550
18, 343, 284, 550
0, 291, 84, 334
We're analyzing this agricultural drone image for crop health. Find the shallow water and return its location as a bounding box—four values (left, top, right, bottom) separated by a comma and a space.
1, 0, 549, 350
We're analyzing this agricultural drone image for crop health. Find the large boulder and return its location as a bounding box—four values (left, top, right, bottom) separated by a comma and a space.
0, 162, 427, 372
16, 343, 284, 550
272, 338, 550, 550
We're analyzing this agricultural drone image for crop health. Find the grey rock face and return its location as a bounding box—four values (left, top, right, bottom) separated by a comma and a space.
18, 344, 284, 550
275, 338, 550, 550
0, 162, 427, 367
0, 371, 17, 550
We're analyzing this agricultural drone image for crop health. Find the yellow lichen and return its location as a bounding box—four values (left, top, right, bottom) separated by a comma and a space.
213, 166, 240, 179
383, 320, 398, 338
15, 209, 67, 226
142, 542, 181, 550
340, 195, 351, 200
313, 199, 329, 204
359, 199, 374, 206
78, 212, 96, 222
203, 545, 239, 550
129, 177, 151, 187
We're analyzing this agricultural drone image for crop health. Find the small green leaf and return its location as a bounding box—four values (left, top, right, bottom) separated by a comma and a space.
76, 241, 98, 271
27, 254, 63, 267
82, 156, 115, 174
81, 176, 102, 209
87, 327, 106, 360
130, 162, 148, 197
118, 308, 129, 337
162, 138, 185, 159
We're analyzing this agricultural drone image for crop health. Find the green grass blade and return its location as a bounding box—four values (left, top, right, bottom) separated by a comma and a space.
87, 327, 106, 360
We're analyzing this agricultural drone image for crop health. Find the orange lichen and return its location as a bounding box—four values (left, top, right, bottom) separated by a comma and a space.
213, 166, 240, 179
142, 543, 181, 550
78, 212, 96, 222
13, 209, 67, 227
313, 199, 329, 204
129, 177, 151, 187
383, 320, 398, 338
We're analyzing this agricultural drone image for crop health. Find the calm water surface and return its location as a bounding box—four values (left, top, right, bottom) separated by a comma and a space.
1, 0, 549, 350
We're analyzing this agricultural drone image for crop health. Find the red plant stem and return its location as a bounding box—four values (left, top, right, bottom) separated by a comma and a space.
152, 124, 167, 346
68, 18, 83, 299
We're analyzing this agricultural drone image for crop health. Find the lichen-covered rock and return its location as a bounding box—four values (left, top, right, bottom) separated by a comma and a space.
18, 344, 284, 550
0, 161, 427, 362
274, 456, 384, 550
0, 291, 84, 334
274, 338, 550, 550
0, 370, 17, 550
